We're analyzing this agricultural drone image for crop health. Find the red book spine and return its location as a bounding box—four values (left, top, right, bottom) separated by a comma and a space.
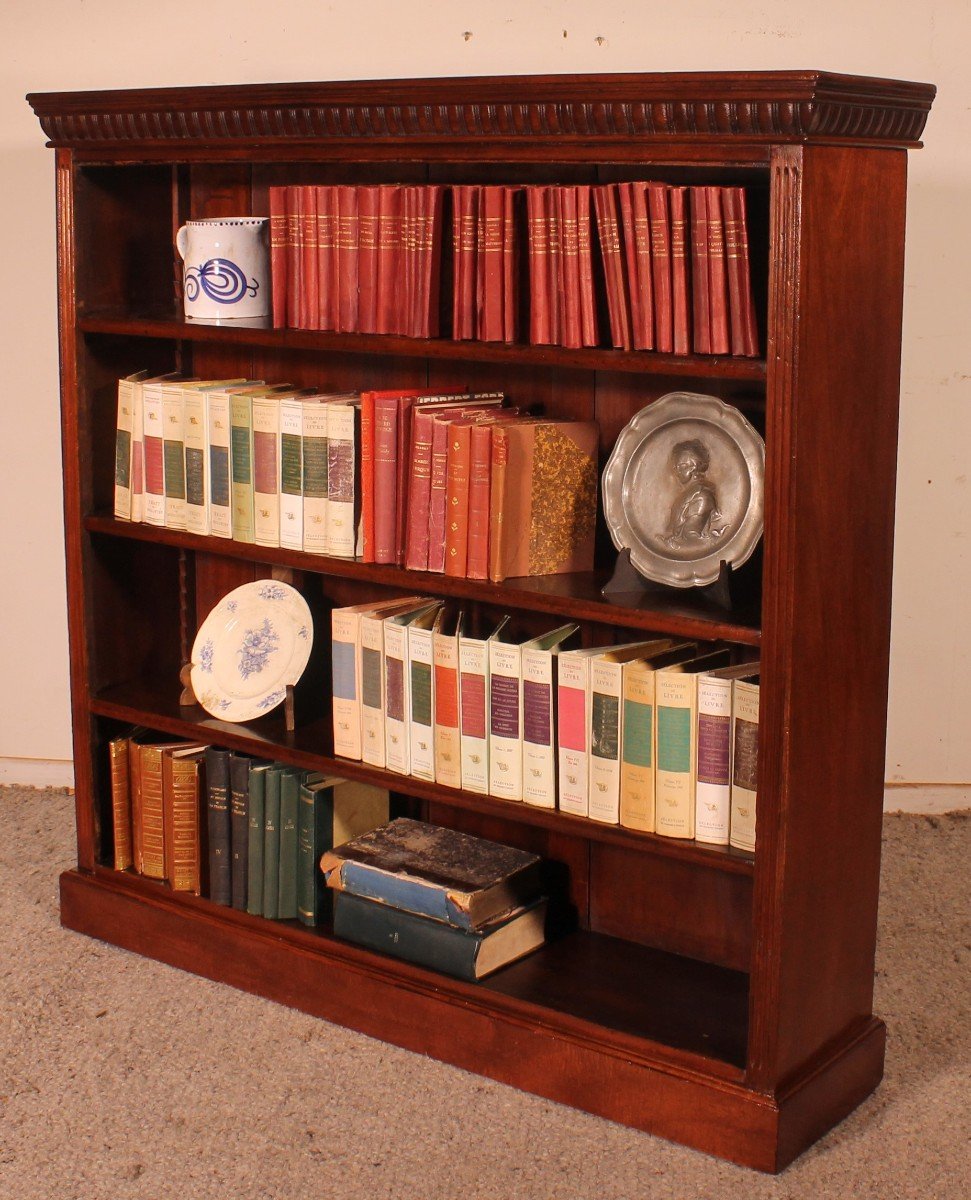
560, 187, 581, 350
372, 396, 398, 564
669, 186, 691, 356
689, 187, 711, 354
359, 390, 375, 561
616, 184, 641, 349
706, 186, 730, 355
376, 185, 401, 335
526, 186, 550, 345
401, 186, 417, 337
357, 186, 379, 335
632, 182, 654, 350
404, 409, 436, 571
444, 420, 472, 578
421, 185, 444, 339
302, 185, 319, 331
546, 186, 562, 345
647, 184, 673, 354
315, 185, 336, 331
723, 187, 746, 357
286, 185, 302, 329
426, 417, 450, 573
269, 187, 288, 328
451, 185, 468, 340
593, 185, 631, 351
466, 423, 493, 580
480, 186, 504, 342
576, 185, 598, 347
730, 187, 760, 356
336, 185, 359, 333
395, 396, 417, 565
502, 186, 518, 344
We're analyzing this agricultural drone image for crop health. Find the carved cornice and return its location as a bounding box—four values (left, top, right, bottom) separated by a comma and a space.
27, 71, 935, 152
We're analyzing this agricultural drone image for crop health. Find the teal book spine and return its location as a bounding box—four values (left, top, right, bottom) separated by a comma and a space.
277, 769, 301, 919
298, 781, 335, 926
246, 765, 267, 917
262, 767, 282, 920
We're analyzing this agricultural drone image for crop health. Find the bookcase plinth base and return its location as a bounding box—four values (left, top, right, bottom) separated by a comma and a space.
58, 868, 885, 1173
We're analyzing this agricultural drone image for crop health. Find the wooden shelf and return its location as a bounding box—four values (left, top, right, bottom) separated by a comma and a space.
89, 679, 756, 877
79, 307, 768, 382
84, 515, 763, 647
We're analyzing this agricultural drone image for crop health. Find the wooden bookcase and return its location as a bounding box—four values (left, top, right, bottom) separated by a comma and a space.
28, 72, 934, 1172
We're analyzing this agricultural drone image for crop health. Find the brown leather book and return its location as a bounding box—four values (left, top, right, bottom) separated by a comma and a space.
376, 185, 401, 334
301, 184, 319, 331
135, 739, 202, 880
669, 186, 691, 355
526, 185, 550, 344
689, 187, 711, 354
162, 747, 206, 895
466, 422, 494, 580
315, 185, 338, 331
109, 734, 133, 871
489, 419, 599, 583
426, 415, 451, 573
357, 185, 380, 334
576, 186, 599, 347
706, 186, 730, 355
559, 186, 582, 350
269, 186, 288, 328
286, 185, 302, 329
647, 184, 673, 354
724, 187, 760, 356
336, 184, 359, 332
444, 418, 474, 577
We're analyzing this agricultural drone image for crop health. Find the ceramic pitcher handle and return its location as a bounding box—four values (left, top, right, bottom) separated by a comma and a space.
175, 225, 189, 260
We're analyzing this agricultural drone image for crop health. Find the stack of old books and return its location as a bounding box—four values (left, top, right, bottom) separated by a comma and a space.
320, 818, 548, 981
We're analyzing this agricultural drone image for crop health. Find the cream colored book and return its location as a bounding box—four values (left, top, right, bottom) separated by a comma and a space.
730, 674, 761, 852
184, 381, 243, 537
129, 375, 150, 524
556, 646, 608, 817
141, 379, 168, 527
253, 392, 282, 547
385, 603, 440, 775
302, 398, 331, 554
520, 623, 579, 809
654, 649, 731, 839
205, 384, 250, 539
587, 640, 677, 824
409, 606, 444, 782
458, 616, 508, 794
326, 397, 361, 559
331, 596, 427, 761
113, 371, 145, 520
696, 662, 760, 845
360, 599, 435, 769
279, 394, 309, 551
434, 610, 466, 790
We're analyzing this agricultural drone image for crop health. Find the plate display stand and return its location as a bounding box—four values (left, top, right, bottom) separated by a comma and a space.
601, 548, 738, 611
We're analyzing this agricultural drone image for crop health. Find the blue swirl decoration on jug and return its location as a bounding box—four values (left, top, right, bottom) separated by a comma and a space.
184, 258, 259, 304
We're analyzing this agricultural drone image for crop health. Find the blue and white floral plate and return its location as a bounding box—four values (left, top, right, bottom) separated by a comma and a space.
190, 581, 313, 722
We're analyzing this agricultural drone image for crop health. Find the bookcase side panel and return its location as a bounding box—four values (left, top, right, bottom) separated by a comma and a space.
750, 144, 908, 1090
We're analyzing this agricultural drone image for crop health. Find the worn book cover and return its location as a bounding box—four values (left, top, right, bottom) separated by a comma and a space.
321, 817, 542, 931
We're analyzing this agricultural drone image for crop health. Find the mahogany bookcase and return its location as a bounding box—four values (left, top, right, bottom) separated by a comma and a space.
28, 71, 934, 1171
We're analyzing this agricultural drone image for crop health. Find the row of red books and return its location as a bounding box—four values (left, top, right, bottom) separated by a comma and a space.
269, 184, 443, 337
360, 389, 599, 584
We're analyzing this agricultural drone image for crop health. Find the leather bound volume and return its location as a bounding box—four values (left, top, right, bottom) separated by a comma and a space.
357, 185, 379, 334
162, 748, 205, 895
479, 186, 504, 342
336, 184, 359, 333
647, 184, 674, 354
452, 185, 477, 340
136, 743, 168, 880
690, 187, 712, 354
404, 408, 437, 571
229, 754, 251, 910
465, 422, 493, 580
706, 186, 731, 355
546, 185, 562, 345
617, 183, 643, 350
315, 184, 337, 331
301, 185, 319, 331
443, 418, 473, 578
632, 182, 655, 350
269, 186, 288, 328
576, 186, 599, 347
724, 187, 760, 357
426, 415, 450, 573
419, 184, 444, 338
526, 186, 550, 345
285, 185, 302, 329
372, 395, 399, 564
593, 184, 632, 350
559, 186, 581, 350
401, 186, 417, 336
376, 185, 401, 335
669, 186, 691, 355
205, 746, 232, 905
502, 186, 519, 343
109, 734, 133, 871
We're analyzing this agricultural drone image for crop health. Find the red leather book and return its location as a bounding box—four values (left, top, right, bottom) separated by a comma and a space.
372, 395, 399, 563
479, 186, 504, 342
402, 186, 419, 337
357, 185, 380, 335
376, 185, 401, 335
706, 186, 730, 355
689, 187, 711, 354
420, 184, 444, 339
315, 185, 337, 331
269, 186, 288, 328
593, 185, 632, 351
647, 183, 673, 353
451, 185, 470, 340
616, 184, 642, 350
560, 187, 581, 350
669, 186, 691, 356
502, 186, 519, 344
546, 186, 562, 345
359, 389, 376, 561
336, 185, 359, 333
526, 186, 550, 345
576, 186, 599, 347
301, 185, 319, 331
724, 187, 760, 356
632, 182, 655, 351
466, 422, 494, 580
286, 185, 302, 329
444, 418, 473, 577
426, 415, 451, 573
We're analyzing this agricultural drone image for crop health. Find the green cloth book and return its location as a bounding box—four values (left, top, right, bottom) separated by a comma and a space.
262, 766, 282, 919
277, 769, 301, 919
246, 762, 271, 917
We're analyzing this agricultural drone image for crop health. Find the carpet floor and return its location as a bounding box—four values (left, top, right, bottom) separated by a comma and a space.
0, 787, 967, 1199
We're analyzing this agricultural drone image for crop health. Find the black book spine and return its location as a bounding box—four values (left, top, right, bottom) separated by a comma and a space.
205, 747, 232, 906
229, 754, 252, 911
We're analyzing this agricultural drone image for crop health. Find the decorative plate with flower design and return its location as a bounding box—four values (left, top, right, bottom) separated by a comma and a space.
189, 580, 313, 721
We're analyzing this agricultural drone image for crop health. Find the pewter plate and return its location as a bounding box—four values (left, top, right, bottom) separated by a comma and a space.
602, 392, 765, 589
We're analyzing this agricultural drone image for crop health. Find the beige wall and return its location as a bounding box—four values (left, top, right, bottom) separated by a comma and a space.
1, 2, 967, 804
